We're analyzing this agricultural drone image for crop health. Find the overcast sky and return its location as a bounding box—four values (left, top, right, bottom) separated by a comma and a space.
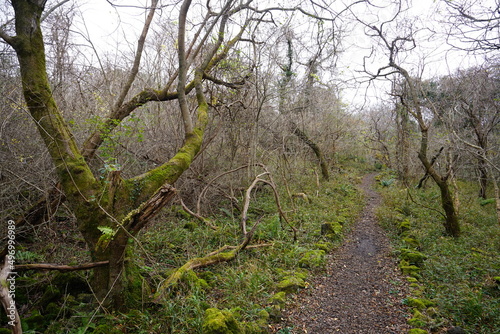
73, 0, 486, 109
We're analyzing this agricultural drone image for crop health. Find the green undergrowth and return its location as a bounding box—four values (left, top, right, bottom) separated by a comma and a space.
377, 175, 500, 334
3, 167, 366, 333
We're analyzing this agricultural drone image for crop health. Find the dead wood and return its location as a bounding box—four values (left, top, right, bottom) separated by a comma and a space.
178, 196, 218, 230
0, 256, 22, 334
14, 261, 109, 272
152, 220, 263, 302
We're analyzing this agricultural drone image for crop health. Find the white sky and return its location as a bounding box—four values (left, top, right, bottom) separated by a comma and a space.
72, 0, 488, 109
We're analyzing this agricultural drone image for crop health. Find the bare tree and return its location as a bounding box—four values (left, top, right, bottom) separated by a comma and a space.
443, 0, 500, 52
357, 3, 461, 236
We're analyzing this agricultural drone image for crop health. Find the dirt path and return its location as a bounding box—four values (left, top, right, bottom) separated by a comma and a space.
280, 173, 411, 333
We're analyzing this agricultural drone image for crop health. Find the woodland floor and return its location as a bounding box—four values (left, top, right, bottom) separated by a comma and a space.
278, 173, 411, 333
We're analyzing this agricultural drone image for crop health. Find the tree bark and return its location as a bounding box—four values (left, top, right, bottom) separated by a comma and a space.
4, 0, 212, 310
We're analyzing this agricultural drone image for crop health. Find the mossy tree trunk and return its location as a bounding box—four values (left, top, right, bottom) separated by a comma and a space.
2, 0, 225, 310
418, 128, 460, 237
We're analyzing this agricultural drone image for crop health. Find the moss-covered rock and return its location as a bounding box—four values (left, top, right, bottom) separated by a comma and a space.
183, 221, 197, 231
399, 260, 421, 278
406, 298, 435, 310
181, 269, 209, 290
314, 242, 333, 252
400, 249, 427, 265
266, 304, 282, 320
408, 309, 427, 327
277, 276, 306, 293
202, 308, 242, 334
409, 283, 425, 296
242, 321, 267, 334
402, 237, 420, 249
268, 291, 287, 306
299, 250, 326, 269
426, 307, 439, 317
408, 329, 428, 334
321, 222, 342, 238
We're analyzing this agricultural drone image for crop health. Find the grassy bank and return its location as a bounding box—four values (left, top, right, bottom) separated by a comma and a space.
377, 172, 500, 333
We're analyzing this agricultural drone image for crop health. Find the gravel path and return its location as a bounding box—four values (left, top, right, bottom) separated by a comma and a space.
279, 173, 411, 333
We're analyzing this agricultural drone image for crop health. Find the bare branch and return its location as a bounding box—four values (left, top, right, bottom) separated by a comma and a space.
41, 0, 71, 22
15, 261, 109, 272
112, 0, 159, 111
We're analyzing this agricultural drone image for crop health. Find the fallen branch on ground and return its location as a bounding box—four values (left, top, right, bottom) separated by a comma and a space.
152, 219, 262, 302
14, 261, 109, 272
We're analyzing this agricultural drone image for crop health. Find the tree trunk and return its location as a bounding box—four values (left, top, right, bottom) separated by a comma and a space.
418, 127, 460, 237
291, 124, 329, 181
478, 157, 488, 199
395, 102, 410, 183
7, 0, 209, 310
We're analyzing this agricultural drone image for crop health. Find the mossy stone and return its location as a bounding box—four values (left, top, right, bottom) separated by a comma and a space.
257, 309, 270, 321
299, 250, 326, 269
426, 307, 439, 316
181, 269, 209, 290
408, 329, 428, 334
314, 242, 333, 252
408, 309, 427, 327
400, 249, 427, 265
268, 291, 287, 306
277, 276, 306, 293
400, 264, 421, 278
183, 221, 197, 231
409, 283, 425, 296
321, 222, 342, 236
406, 298, 434, 310
266, 304, 282, 320
407, 298, 426, 310
242, 321, 267, 334
202, 308, 242, 334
